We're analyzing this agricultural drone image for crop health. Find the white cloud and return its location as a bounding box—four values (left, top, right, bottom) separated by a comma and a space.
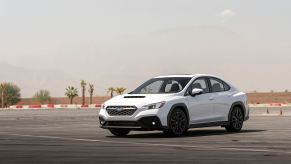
220, 9, 236, 22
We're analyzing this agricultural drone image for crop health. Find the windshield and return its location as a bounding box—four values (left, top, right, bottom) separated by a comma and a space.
131, 77, 191, 94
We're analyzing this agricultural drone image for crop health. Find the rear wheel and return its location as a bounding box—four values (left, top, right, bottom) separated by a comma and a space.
109, 129, 130, 136
225, 106, 244, 132
163, 108, 188, 137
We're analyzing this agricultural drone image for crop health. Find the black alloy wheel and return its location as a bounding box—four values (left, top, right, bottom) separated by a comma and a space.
225, 106, 244, 132
164, 108, 188, 136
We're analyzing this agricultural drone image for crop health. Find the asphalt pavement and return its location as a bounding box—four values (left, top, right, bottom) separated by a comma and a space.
1, 109, 291, 164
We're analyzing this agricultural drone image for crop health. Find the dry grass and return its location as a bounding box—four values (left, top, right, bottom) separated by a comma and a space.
247, 92, 291, 104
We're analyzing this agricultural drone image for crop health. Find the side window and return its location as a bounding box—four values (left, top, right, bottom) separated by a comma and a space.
224, 83, 231, 91
190, 78, 210, 93
164, 80, 182, 93
210, 78, 225, 92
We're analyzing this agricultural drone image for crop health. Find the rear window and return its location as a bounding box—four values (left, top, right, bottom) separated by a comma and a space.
209, 78, 231, 92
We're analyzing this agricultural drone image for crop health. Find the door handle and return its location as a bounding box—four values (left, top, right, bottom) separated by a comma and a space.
209, 97, 214, 100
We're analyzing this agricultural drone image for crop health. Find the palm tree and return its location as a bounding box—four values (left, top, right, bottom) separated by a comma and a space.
65, 86, 78, 104
0, 83, 7, 108
88, 83, 94, 104
107, 87, 115, 98
81, 80, 87, 105
115, 87, 127, 95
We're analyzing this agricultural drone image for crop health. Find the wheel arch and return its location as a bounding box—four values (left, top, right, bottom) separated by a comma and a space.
228, 101, 246, 121
167, 103, 190, 127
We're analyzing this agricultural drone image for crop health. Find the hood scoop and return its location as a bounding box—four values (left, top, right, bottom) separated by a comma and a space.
123, 96, 146, 98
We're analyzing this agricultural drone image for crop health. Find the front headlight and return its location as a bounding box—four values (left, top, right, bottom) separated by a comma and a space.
101, 104, 105, 109
143, 101, 166, 110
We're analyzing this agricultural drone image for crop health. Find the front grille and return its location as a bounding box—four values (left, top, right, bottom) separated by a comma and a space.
106, 106, 137, 116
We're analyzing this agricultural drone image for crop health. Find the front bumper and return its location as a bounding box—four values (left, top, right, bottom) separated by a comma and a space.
99, 116, 165, 130
98, 105, 169, 127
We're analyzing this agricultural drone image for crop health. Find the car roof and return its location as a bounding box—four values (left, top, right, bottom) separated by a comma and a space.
154, 74, 219, 79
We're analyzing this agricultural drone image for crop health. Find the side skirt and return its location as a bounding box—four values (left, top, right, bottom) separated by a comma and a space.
189, 121, 229, 129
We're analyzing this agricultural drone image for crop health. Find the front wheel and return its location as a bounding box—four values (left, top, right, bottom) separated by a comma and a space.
109, 129, 130, 136
163, 108, 188, 137
225, 106, 244, 132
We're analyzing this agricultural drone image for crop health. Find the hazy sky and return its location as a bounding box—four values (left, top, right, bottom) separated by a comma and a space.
1, 0, 291, 97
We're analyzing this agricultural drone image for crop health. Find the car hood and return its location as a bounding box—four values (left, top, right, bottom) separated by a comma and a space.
104, 94, 174, 108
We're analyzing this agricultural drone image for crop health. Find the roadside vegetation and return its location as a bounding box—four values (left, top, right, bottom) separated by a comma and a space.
33, 90, 51, 104
88, 83, 94, 104
81, 80, 87, 105
115, 87, 127, 95
0, 80, 128, 107
107, 87, 127, 98
0, 82, 21, 108
65, 86, 78, 104
107, 87, 115, 98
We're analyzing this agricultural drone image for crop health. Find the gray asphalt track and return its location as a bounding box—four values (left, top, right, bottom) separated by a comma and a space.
1, 109, 291, 164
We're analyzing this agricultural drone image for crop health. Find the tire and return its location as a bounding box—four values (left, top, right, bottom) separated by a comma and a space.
109, 129, 130, 136
225, 106, 244, 132
163, 108, 188, 137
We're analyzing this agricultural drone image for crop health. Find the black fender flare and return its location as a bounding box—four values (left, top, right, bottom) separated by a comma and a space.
228, 101, 246, 122
167, 103, 190, 128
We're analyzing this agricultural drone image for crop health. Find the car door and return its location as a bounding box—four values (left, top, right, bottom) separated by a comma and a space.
186, 78, 215, 124
208, 78, 231, 122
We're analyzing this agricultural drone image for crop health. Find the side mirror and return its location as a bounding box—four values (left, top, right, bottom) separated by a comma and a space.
190, 88, 203, 96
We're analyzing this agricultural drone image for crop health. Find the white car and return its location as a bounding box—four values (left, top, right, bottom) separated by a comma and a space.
99, 74, 249, 137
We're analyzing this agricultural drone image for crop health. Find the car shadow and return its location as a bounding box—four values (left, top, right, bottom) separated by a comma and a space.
107, 129, 266, 138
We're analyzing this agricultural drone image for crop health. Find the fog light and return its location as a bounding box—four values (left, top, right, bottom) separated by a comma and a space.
99, 116, 105, 125
152, 122, 156, 125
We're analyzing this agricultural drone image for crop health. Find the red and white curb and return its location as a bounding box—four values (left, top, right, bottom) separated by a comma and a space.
249, 103, 291, 107
7, 104, 101, 110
